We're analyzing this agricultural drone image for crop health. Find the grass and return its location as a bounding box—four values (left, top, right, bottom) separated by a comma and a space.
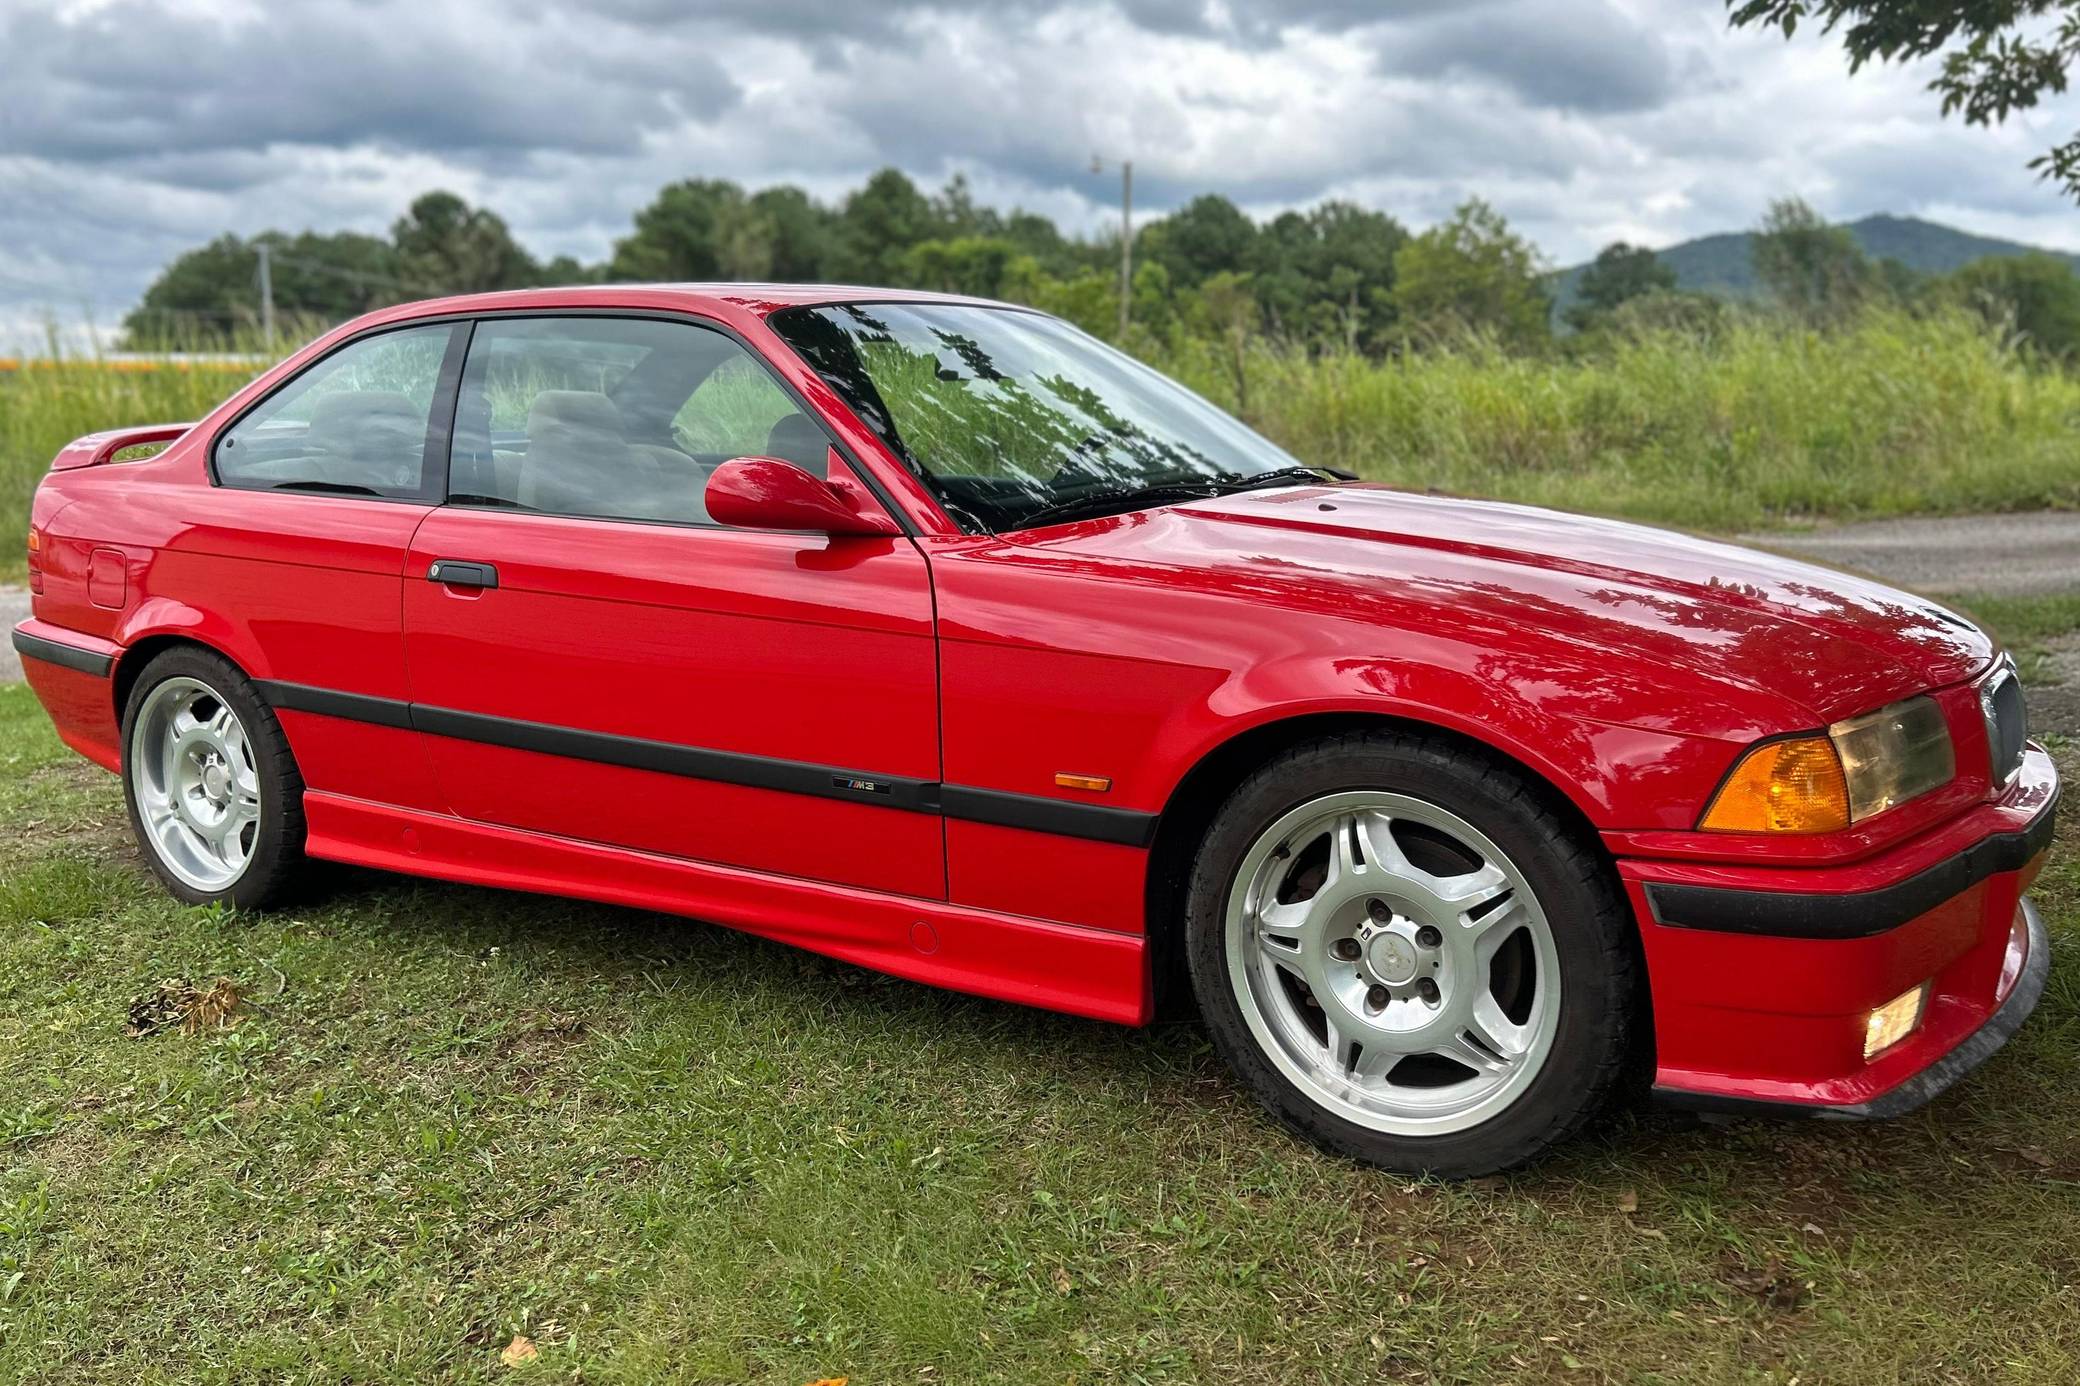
1163, 306, 2080, 532
0, 607, 2075, 1379
4, 305, 2079, 580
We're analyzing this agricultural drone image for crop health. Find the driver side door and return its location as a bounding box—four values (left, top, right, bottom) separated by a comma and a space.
401, 313, 944, 900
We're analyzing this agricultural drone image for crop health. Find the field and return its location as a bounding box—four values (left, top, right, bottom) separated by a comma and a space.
0, 650, 2074, 1383
1, 310, 2077, 1381
4, 307, 2080, 581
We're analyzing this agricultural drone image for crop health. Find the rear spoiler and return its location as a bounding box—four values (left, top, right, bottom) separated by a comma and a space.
50, 423, 195, 471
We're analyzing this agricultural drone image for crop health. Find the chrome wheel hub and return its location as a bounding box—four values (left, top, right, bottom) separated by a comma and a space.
129, 677, 261, 892
1224, 791, 1561, 1136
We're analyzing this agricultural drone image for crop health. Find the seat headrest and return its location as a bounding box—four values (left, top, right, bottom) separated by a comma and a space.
528, 390, 625, 442
763, 412, 828, 474
307, 390, 419, 429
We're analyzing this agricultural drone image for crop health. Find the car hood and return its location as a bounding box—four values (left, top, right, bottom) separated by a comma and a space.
1017, 485, 1992, 728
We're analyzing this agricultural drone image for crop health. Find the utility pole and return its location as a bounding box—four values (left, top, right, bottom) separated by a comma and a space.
255, 241, 277, 352
1091, 155, 1132, 340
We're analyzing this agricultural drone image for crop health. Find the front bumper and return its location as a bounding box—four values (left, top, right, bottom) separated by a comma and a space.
1622, 744, 2058, 1117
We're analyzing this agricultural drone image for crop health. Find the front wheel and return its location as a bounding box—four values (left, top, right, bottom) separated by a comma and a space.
121, 647, 309, 909
1185, 731, 1638, 1176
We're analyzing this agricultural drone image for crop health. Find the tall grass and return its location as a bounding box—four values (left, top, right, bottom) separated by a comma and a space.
0, 353, 265, 574
0, 306, 2074, 583
1164, 305, 2080, 530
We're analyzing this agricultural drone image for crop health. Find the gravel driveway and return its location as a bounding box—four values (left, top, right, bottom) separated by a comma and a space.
1743, 510, 2080, 599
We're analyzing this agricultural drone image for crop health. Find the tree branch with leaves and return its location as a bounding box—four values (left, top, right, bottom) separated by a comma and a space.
1728, 1, 2080, 199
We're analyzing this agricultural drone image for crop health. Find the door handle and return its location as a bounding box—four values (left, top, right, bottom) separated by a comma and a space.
427, 559, 498, 589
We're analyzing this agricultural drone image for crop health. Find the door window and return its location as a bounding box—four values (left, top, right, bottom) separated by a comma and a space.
447, 317, 827, 525
213, 323, 454, 498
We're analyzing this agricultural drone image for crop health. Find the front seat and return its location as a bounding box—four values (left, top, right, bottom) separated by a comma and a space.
762, 412, 830, 477
304, 390, 424, 491
518, 390, 660, 518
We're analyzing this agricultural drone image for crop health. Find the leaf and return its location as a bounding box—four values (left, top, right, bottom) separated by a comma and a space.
803, 1379, 849, 1386
500, 1335, 538, 1367
1051, 1266, 1072, 1295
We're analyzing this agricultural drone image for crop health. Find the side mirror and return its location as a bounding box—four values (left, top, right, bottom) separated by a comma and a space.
704, 456, 900, 537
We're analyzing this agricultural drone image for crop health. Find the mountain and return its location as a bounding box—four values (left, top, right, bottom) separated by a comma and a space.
1550, 214, 2080, 312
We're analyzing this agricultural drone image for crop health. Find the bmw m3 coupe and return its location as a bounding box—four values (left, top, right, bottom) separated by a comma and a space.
16, 285, 2057, 1175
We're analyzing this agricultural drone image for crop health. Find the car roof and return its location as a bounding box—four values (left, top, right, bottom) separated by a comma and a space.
357, 282, 1025, 326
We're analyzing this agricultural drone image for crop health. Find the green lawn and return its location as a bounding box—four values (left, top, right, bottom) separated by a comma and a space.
0, 678, 2074, 1382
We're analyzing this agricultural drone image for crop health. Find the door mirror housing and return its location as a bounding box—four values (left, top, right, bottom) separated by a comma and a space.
705, 456, 900, 537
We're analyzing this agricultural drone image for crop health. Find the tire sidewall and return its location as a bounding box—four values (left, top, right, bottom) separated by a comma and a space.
120, 649, 299, 909
1185, 736, 1626, 1175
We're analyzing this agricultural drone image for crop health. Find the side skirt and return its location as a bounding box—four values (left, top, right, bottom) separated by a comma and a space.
301, 790, 1152, 1026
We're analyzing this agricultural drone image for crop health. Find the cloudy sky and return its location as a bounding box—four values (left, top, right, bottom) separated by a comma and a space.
3, 0, 2077, 347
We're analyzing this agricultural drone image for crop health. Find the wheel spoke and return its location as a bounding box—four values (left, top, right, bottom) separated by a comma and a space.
1465, 893, 1527, 965
1255, 895, 1312, 944
1467, 993, 1533, 1063
1325, 812, 1368, 887
1437, 1026, 1515, 1075
1324, 1015, 1362, 1078
1255, 931, 1306, 980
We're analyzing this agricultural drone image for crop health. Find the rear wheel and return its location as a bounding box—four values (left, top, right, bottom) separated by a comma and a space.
121, 647, 308, 909
1185, 731, 1636, 1176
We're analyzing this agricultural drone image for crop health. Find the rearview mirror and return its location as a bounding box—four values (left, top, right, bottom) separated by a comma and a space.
704, 456, 899, 537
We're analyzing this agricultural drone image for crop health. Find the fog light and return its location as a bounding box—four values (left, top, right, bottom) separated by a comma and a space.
1864, 983, 1929, 1060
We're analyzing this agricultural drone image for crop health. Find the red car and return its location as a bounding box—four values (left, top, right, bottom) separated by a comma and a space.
17, 286, 2056, 1175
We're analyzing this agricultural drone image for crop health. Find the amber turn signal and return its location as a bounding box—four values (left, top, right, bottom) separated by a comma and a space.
1699, 736, 1851, 834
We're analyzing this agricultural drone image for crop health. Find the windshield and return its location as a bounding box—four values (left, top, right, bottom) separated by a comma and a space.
767, 302, 1311, 532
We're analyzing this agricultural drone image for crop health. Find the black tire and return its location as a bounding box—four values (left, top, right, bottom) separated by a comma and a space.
120, 646, 309, 910
1184, 729, 1638, 1177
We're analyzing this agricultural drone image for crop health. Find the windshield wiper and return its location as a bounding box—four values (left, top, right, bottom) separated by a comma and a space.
271, 479, 385, 496
1215, 465, 1344, 493
1014, 481, 1230, 531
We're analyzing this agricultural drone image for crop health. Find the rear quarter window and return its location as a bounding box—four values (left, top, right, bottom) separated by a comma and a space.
214, 323, 455, 498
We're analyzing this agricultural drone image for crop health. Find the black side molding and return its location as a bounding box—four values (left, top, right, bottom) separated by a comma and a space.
1645, 788, 2058, 939
411, 704, 944, 814
12, 628, 114, 678
257, 681, 416, 730
941, 784, 1159, 848
248, 681, 1158, 847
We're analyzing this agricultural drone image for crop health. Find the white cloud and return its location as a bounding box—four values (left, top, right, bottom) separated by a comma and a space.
1, 0, 2075, 348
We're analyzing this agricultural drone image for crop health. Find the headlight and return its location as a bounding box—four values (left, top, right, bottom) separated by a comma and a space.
1701, 695, 1954, 833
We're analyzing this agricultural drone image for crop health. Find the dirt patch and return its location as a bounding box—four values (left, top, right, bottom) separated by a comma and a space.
2028, 634, 2080, 740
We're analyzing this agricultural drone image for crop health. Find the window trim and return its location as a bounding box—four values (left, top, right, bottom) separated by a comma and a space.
207, 319, 468, 504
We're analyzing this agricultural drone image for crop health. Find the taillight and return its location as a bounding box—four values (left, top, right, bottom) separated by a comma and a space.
25, 527, 41, 594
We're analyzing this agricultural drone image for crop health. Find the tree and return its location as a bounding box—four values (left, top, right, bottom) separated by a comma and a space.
748, 186, 837, 280
123, 230, 404, 345
837, 168, 940, 284
391, 192, 538, 295
1564, 241, 1677, 332
1190, 271, 1265, 416
903, 236, 1019, 298
1944, 251, 2080, 356
1253, 200, 1406, 349
1142, 195, 1258, 287
609, 179, 754, 281
1727, 2, 2080, 200
1390, 199, 1552, 350
1750, 197, 1873, 323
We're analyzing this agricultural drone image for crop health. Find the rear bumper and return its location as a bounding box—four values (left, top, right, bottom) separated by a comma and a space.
14, 619, 122, 773
1623, 744, 2058, 1117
